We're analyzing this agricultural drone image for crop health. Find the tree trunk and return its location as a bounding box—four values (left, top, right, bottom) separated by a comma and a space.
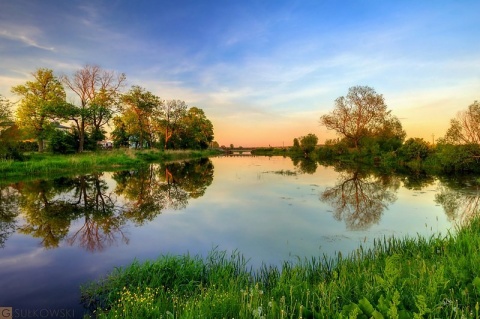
164, 127, 172, 150
78, 119, 85, 152
38, 138, 44, 152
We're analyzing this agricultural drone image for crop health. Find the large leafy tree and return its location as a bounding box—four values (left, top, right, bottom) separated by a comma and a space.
62, 65, 126, 152
11, 68, 66, 152
299, 133, 318, 155
320, 86, 401, 149
161, 99, 187, 149
177, 107, 214, 149
119, 86, 162, 149
442, 101, 480, 145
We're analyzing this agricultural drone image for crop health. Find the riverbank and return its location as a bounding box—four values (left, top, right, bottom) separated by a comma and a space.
81, 218, 480, 318
0, 148, 222, 181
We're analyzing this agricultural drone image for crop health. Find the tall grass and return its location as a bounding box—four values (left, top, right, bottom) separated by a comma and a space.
82, 219, 480, 318
0, 149, 221, 179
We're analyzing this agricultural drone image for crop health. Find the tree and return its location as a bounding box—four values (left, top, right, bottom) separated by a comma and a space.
320, 86, 392, 149
0, 94, 13, 130
111, 116, 130, 148
398, 138, 430, 161
62, 65, 126, 152
299, 133, 318, 155
293, 138, 300, 149
176, 107, 214, 149
371, 115, 406, 151
442, 101, 480, 145
119, 86, 162, 149
160, 100, 187, 149
0, 95, 16, 159
11, 68, 66, 152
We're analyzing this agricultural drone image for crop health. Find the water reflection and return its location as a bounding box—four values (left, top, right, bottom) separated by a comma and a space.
112, 158, 213, 225
291, 156, 318, 174
320, 167, 399, 230
435, 177, 480, 225
0, 185, 19, 248
2, 158, 214, 251
398, 170, 436, 190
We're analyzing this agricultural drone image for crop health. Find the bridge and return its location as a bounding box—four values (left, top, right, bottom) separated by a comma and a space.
223, 148, 256, 156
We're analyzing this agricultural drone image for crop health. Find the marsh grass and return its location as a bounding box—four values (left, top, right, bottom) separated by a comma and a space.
82, 219, 480, 318
0, 149, 221, 180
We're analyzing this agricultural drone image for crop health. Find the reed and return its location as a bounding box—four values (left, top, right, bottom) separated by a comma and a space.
82, 219, 480, 318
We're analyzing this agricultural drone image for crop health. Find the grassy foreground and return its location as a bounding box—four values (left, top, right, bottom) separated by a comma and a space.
81, 219, 480, 318
0, 149, 221, 180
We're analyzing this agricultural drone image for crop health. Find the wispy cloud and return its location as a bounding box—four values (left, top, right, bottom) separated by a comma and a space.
0, 28, 55, 51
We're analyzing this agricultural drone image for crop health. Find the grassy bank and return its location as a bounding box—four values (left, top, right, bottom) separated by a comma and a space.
0, 148, 222, 180
81, 219, 480, 318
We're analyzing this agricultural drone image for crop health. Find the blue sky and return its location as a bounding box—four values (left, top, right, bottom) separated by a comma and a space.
1, 0, 479, 146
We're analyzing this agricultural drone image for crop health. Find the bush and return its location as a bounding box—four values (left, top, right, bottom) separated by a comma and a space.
436, 143, 480, 173
398, 138, 431, 162
47, 130, 76, 154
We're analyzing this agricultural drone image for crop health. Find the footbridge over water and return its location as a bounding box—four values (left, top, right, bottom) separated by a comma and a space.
222, 147, 259, 156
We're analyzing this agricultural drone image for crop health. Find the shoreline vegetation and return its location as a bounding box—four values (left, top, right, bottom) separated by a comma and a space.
81, 218, 480, 318
0, 148, 222, 181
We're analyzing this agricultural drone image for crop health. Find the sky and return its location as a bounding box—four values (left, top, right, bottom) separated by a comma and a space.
0, 0, 479, 147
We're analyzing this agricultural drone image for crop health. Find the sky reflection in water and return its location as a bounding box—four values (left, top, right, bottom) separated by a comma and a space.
0, 155, 471, 316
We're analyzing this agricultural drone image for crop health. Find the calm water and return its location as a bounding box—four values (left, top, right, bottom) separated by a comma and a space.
0, 155, 477, 317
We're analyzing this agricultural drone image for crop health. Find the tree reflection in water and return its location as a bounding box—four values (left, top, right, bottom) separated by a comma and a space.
113, 158, 214, 225
435, 177, 480, 225
291, 156, 318, 174
3, 158, 213, 251
0, 185, 19, 248
320, 167, 399, 230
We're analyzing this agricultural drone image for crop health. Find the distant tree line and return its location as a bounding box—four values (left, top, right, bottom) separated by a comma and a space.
254, 85, 480, 174
316, 85, 480, 173
0, 66, 215, 159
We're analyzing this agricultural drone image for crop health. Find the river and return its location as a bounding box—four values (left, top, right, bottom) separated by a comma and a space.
0, 155, 476, 318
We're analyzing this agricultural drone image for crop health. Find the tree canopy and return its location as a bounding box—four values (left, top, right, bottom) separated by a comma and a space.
61, 64, 126, 152
441, 101, 480, 145
320, 86, 404, 150
11, 68, 66, 152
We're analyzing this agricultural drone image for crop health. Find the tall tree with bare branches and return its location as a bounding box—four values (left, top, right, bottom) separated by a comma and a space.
442, 101, 480, 145
62, 65, 126, 152
320, 86, 392, 149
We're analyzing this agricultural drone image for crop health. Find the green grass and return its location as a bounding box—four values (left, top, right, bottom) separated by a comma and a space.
81, 218, 480, 318
0, 148, 221, 181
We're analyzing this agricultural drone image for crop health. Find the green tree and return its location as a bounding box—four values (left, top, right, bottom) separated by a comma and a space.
398, 138, 430, 161
176, 107, 214, 149
47, 129, 76, 154
119, 86, 162, 149
320, 86, 396, 149
371, 115, 406, 151
299, 133, 318, 155
62, 65, 126, 152
11, 68, 66, 152
160, 99, 187, 149
293, 137, 300, 148
0, 95, 19, 159
111, 116, 130, 148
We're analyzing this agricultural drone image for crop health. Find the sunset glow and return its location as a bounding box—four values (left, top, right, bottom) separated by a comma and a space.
1, 1, 479, 147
